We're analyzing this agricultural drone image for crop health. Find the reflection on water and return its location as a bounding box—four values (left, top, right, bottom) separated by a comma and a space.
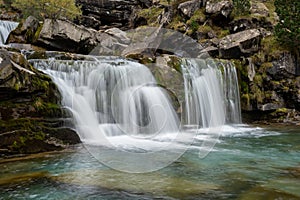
0, 125, 299, 199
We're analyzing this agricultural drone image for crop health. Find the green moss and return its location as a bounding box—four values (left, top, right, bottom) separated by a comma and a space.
33, 97, 61, 117
241, 93, 251, 108
231, 0, 251, 18
186, 8, 206, 25
282, 86, 289, 92
233, 59, 249, 94
250, 85, 264, 103
14, 81, 21, 91
10, 131, 46, 152
219, 29, 230, 38
261, 62, 273, 69
189, 20, 200, 32
33, 23, 43, 42
138, 7, 164, 26
261, 36, 285, 61
264, 0, 277, 25
253, 74, 263, 87
169, 15, 186, 32
167, 56, 182, 73
274, 108, 289, 113
197, 25, 212, 34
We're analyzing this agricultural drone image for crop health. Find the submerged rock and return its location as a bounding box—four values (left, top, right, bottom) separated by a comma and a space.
52, 169, 219, 198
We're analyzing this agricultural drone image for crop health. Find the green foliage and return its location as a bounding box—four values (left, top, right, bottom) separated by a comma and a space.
12, 0, 82, 20
189, 20, 200, 32
138, 7, 164, 26
274, 0, 300, 53
232, 0, 251, 16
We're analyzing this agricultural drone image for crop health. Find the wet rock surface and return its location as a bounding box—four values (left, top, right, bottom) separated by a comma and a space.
0, 49, 80, 157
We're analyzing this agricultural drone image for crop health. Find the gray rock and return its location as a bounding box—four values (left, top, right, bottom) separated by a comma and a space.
200, 46, 219, 57
205, 0, 233, 18
250, 2, 269, 17
0, 49, 80, 156
76, 0, 147, 30
37, 19, 99, 54
268, 52, 298, 79
219, 29, 261, 58
178, 0, 201, 18
258, 103, 283, 111
7, 16, 40, 44
37, 19, 133, 55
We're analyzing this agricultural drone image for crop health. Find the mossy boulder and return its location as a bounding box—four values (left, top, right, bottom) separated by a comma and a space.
7, 16, 42, 44
0, 49, 80, 157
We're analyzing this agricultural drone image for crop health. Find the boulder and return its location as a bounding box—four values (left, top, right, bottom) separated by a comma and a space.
219, 29, 261, 59
7, 16, 40, 44
0, 49, 80, 157
89, 28, 131, 56
8, 18, 132, 55
267, 52, 298, 79
76, 0, 149, 30
205, 0, 233, 18
250, 2, 269, 17
37, 19, 133, 55
37, 19, 100, 54
178, 0, 201, 18
228, 17, 273, 33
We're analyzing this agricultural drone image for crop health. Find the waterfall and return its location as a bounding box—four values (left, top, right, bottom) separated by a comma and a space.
181, 59, 241, 128
31, 57, 241, 148
32, 58, 180, 143
0, 20, 18, 45
30, 57, 242, 171
221, 62, 242, 124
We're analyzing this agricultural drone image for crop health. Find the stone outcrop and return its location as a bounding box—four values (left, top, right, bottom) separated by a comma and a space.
7, 16, 40, 44
250, 2, 269, 17
76, 0, 152, 30
37, 19, 100, 54
7, 18, 135, 55
218, 29, 261, 58
178, 0, 201, 18
0, 49, 80, 157
205, 0, 233, 18
238, 50, 300, 123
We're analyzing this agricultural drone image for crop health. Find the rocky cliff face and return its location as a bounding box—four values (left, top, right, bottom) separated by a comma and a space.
76, 0, 152, 30
2, 0, 300, 127
0, 49, 80, 157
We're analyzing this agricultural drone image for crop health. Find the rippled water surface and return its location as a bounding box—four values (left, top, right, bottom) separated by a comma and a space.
0, 125, 299, 199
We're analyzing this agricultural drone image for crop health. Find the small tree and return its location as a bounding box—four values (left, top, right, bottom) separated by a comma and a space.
12, 0, 81, 20
274, 0, 300, 71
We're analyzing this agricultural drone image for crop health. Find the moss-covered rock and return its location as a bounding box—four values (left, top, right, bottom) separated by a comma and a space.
0, 49, 80, 157
6, 16, 41, 44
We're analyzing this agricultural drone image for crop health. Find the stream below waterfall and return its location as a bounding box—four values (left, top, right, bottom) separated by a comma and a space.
0, 125, 299, 199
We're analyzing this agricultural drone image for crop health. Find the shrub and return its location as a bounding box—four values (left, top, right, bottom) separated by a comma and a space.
12, 0, 81, 20
274, 0, 300, 53
232, 0, 251, 16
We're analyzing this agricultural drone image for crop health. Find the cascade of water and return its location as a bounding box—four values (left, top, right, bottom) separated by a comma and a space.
220, 62, 242, 124
0, 20, 18, 45
32, 58, 180, 143
181, 59, 225, 128
181, 59, 242, 128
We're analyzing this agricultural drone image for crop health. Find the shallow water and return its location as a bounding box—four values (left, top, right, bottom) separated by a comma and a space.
0, 125, 299, 200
